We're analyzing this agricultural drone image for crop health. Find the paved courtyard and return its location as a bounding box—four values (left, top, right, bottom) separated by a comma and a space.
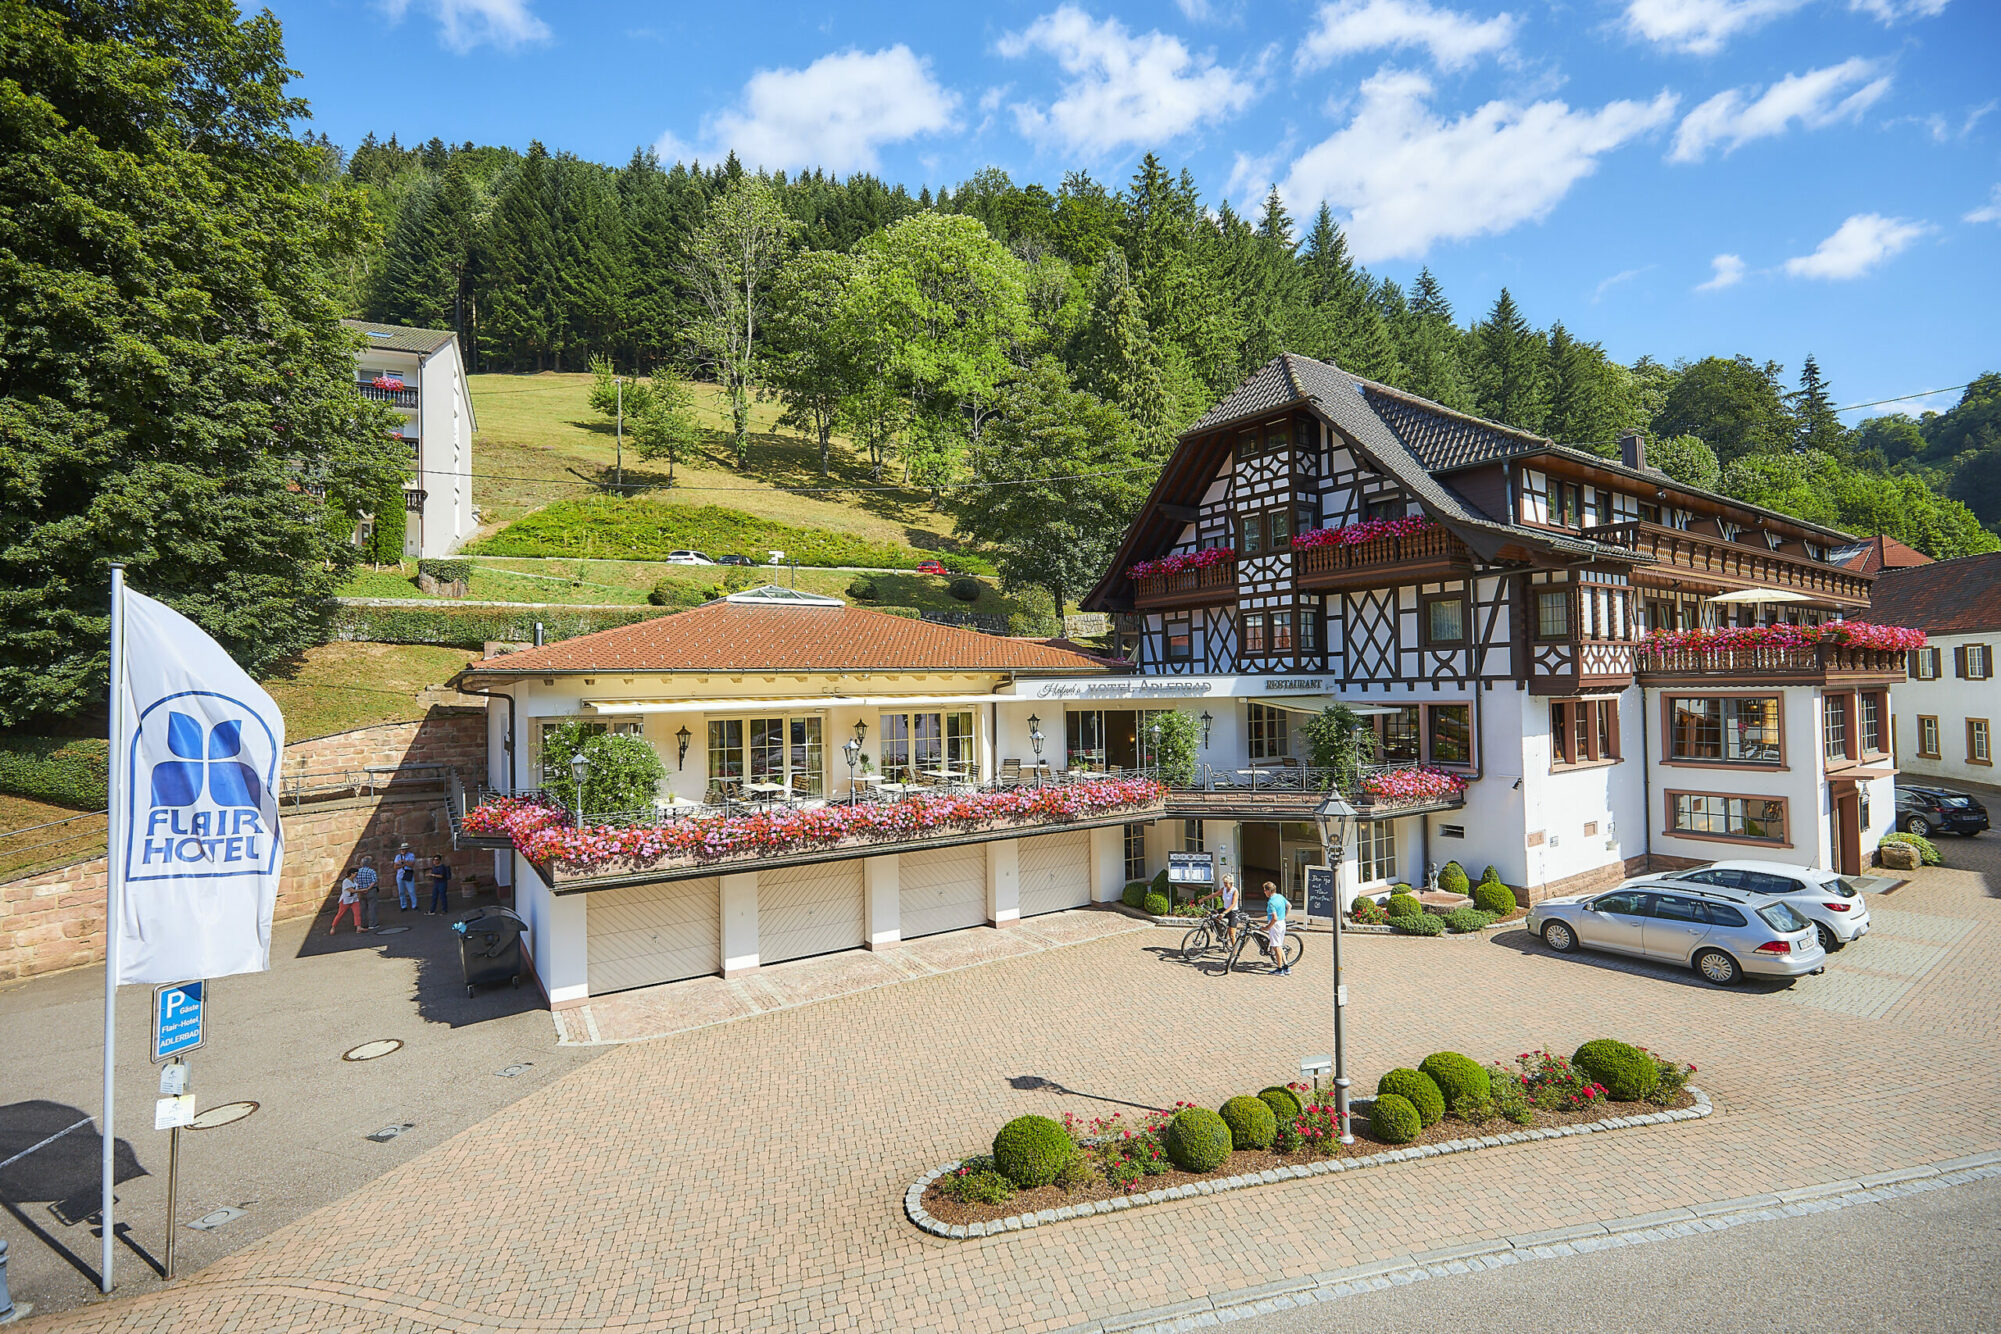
15, 835, 2001, 1331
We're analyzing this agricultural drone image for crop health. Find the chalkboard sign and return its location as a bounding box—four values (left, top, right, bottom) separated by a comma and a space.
1304, 865, 1336, 920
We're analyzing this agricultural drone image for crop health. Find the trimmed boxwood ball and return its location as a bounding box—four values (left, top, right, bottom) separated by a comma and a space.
1572, 1039, 1661, 1101
1418, 1051, 1491, 1107
1479, 864, 1502, 885
1219, 1095, 1278, 1150
1387, 892, 1424, 918
1259, 1085, 1304, 1121
991, 1114, 1075, 1188
1375, 1067, 1445, 1127
1121, 881, 1147, 908
1438, 861, 1470, 895
1369, 1093, 1423, 1144
1164, 1107, 1233, 1172
1143, 892, 1169, 916
1472, 881, 1516, 916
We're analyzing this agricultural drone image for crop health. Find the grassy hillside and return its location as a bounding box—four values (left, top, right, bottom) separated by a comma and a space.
259, 642, 480, 741
467, 374, 973, 561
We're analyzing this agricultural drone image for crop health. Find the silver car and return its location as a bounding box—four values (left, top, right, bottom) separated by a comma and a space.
1623, 859, 1870, 954
1527, 882, 1825, 986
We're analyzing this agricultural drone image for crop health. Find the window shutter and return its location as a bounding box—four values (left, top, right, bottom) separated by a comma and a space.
1955, 645, 1969, 678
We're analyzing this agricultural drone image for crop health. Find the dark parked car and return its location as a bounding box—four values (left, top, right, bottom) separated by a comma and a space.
716, 554, 754, 566
1894, 785, 1989, 837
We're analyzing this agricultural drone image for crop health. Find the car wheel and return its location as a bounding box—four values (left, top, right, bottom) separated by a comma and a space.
1694, 948, 1740, 986
1815, 922, 1842, 953
1541, 920, 1578, 953
1904, 815, 1932, 837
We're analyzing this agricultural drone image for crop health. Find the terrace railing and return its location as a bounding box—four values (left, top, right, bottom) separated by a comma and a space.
356, 378, 420, 408
1636, 642, 1908, 682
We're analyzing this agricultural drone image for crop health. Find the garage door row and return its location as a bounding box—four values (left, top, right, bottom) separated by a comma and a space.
583, 831, 1095, 995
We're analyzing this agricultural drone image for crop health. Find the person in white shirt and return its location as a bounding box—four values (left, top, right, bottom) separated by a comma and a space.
330, 868, 364, 935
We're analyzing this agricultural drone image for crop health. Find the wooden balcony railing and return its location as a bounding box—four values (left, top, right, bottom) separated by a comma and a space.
1293, 525, 1472, 591
1132, 560, 1237, 607
1582, 521, 1869, 605
1636, 642, 1907, 683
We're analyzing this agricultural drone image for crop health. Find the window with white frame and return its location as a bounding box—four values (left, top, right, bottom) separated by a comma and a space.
1357, 821, 1396, 884
706, 714, 826, 798
878, 710, 974, 782
1247, 702, 1290, 761
1182, 819, 1204, 853
1124, 822, 1147, 882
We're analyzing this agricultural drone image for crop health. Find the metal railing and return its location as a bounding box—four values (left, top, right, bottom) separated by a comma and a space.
279, 762, 453, 805
356, 379, 420, 407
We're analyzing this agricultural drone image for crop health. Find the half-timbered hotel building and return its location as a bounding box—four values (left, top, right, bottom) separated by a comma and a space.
1081, 353, 1906, 906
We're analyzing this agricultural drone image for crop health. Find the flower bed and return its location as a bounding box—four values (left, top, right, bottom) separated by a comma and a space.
1360, 765, 1465, 804
460, 777, 1165, 875
914, 1041, 1699, 1234
1127, 547, 1235, 582
1291, 517, 1432, 549
1641, 621, 1924, 654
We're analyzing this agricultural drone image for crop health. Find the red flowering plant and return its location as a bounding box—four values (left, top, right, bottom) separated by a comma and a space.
464, 778, 1166, 875
1127, 546, 1236, 582
1292, 1097, 1349, 1154
1816, 621, 1926, 652
1361, 765, 1466, 805
1636, 1047, 1697, 1106
1511, 1049, 1607, 1111
371, 374, 405, 391
1642, 621, 1924, 656
1063, 1105, 1185, 1191
1291, 517, 1432, 550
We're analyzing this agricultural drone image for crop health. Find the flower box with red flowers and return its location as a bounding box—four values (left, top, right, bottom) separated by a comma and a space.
1290, 517, 1432, 550
1127, 547, 1236, 583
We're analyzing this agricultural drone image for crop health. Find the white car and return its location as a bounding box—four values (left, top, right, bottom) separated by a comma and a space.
1621, 859, 1869, 954
664, 550, 715, 566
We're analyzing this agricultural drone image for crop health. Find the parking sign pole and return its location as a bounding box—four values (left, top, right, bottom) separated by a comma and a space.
164, 1123, 179, 1280
101, 563, 127, 1293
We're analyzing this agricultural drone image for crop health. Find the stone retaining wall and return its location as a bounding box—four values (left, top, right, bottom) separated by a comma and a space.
0, 707, 492, 984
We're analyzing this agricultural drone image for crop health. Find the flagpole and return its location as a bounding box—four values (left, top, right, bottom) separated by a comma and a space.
102, 562, 125, 1293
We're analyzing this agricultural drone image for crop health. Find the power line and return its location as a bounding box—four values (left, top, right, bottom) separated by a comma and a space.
401, 461, 1162, 494
1832, 383, 1972, 413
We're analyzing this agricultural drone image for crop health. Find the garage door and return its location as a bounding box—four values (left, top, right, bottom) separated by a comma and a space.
899, 844, 988, 940
759, 862, 866, 965
1019, 831, 1092, 917
586, 876, 720, 994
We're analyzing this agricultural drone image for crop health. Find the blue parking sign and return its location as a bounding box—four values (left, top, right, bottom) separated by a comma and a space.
152, 980, 205, 1062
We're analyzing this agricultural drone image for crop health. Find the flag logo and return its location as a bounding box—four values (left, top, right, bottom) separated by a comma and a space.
125, 691, 280, 882
149, 712, 265, 809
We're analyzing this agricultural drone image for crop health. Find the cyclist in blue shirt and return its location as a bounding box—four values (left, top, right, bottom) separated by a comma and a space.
1262, 881, 1291, 975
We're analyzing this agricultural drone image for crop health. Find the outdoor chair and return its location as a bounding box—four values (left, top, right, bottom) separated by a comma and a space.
999, 758, 1023, 786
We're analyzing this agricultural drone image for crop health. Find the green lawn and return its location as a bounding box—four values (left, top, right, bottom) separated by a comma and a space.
0, 794, 106, 881
257, 642, 480, 741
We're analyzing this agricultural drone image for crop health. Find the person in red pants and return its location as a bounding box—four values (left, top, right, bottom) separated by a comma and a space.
330, 867, 365, 934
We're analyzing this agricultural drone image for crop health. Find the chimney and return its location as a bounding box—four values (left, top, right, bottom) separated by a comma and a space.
1618, 430, 1647, 472
533, 621, 545, 647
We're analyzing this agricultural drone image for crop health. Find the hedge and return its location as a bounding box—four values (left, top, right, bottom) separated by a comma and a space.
332, 604, 676, 649
0, 736, 110, 809
417, 557, 476, 584
467, 497, 994, 572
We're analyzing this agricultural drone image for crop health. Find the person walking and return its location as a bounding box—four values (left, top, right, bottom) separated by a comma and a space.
1262, 880, 1291, 976
393, 842, 418, 911
355, 854, 380, 932
330, 867, 364, 935
427, 854, 452, 915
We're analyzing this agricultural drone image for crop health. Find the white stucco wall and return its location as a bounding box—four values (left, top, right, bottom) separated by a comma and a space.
1895, 634, 2000, 787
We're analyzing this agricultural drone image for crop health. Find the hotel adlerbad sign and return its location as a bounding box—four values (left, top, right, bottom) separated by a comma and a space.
1020, 675, 1334, 701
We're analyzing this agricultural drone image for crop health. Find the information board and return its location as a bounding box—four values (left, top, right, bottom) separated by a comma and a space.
1167, 851, 1215, 885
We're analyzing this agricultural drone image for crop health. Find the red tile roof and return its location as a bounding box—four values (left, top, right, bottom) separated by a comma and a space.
458, 599, 1125, 676
1870, 551, 2001, 634
1836, 534, 1933, 574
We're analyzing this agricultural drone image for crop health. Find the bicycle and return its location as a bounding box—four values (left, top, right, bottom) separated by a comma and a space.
1228, 921, 1303, 973
1179, 906, 1246, 961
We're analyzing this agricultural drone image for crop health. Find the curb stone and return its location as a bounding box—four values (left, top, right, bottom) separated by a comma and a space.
1075, 1158, 2001, 1333
903, 1086, 1714, 1238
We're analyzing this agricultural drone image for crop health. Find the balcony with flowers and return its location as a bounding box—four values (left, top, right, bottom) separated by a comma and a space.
1293, 517, 1472, 592
1635, 621, 1919, 685
357, 373, 420, 408
457, 777, 1168, 890
1128, 547, 1237, 608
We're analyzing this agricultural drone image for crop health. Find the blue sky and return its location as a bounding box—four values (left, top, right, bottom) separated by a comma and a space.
275, 0, 2000, 421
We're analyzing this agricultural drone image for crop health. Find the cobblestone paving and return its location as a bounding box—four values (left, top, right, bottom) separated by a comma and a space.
30, 847, 2001, 1333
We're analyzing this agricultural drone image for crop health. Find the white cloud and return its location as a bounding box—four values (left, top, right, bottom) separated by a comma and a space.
1176, 0, 1216, 17
1671, 58, 1891, 162
1622, 0, 1807, 55
1296, 0, 1518, 73
659, 46, 959, 174
1696, 253, 1746, 290
1783, 213, 1931, 279
998, 6, 1257, 156
377, 0, 550, 53
1966, 184, 2001, 224
1849, 0, 1949, 20
1592, 265, 1653, 301
1276, 69, 1677, 262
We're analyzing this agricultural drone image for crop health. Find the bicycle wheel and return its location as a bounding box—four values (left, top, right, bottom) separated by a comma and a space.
1180, 925, 1211, 960
1283, 933, 1303, 968
1226, 931, 1252, 972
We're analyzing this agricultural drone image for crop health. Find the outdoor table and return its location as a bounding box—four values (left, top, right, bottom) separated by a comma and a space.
876, 782, 914, 797
745, 781, 789, 807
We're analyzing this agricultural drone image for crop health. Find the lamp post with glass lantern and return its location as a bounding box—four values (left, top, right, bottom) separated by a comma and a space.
1314, 791, 1358, 1144
569, 751, 590, 827
1027, 714, 1045, 782
842, 736, 862, 802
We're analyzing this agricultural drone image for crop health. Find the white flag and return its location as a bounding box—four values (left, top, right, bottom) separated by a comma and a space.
114, 589, 286, 984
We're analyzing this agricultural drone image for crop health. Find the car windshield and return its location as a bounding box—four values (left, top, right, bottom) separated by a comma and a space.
1757, 902, 1808, 933
1943, 796, 1972, 807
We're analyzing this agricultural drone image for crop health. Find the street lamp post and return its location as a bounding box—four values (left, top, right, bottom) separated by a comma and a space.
1315, 792, 1358, 1144
675, 725, 692, 771
842, 736, 862, 802
570, 751, 590, 826
1027, 714, 1044, 782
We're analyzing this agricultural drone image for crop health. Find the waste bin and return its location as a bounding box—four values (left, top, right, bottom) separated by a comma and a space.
453, 907, 526, 997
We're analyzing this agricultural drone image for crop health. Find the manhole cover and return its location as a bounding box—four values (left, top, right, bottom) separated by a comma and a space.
188, 1101, 259, 1131
495, 1063, 533, 1078
365, 1123, 414, 1143
341, 1039, 403, 1062
373, 926, 410, 936
187, 1206, 246, 1231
